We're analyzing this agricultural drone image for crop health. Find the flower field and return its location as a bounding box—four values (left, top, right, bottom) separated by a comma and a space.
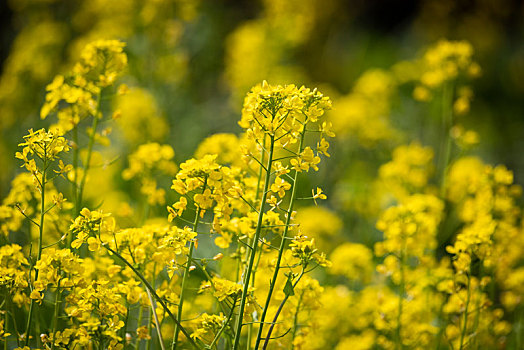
0, 1, 523, 349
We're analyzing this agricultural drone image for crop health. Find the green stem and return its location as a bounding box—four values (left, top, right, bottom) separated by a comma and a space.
254, 134, 267, 201
101, 244, 199, 350
516, 306, 523, 350
71, 124, 79, 217
50, 279, 61, 350
233, 136, 275, 350
147, 288, 167, 350
254, 130, 306, 349
24, 151, 47, 347
246, 245, 264, 349
247, 133, 268, 349
3, 312, 7, 350
76, 93, 102, 214
173, 181, 207, 350
291, 292, 303, 348
172, 236, 197, 349
261, 267, 305, 350
458, 274, 471, 350
439, 83, 454, 197
146, 264, 156, 350
66, 123, 79, 249
470, 266, 484, 349
397, 251, 405, 350
99, 313, 105, 350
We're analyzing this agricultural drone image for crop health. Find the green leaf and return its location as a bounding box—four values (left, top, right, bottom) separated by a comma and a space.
283, 275, 295, 296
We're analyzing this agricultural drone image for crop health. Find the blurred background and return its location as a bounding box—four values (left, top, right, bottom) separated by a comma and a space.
0, 0, 523, 224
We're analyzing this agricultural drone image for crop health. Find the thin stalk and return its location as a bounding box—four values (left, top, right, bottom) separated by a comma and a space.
173, 181, 207, 350
458, 274, 471, 350
439, 83, 454, 197
247, 240, 264, 348
24, 150, 47, 347
37, 158, 47, 265
396, 251, 405, 350
246, 134, 269, 349
261, 267, 305, 350
516, 306, 523, 350
3, 312, 7, 350
255, 135, 267, 201
50, 279, 61, 350
99, 312, 105, 349
290, 292, 303, 348
172, 228, 199, 349
146, 265, 156, 350
101, 244, 199, 350
244, 245, 255, 350
470, 266, 484, 349
76, 92, 102, 214
233, 136, 275, 350
69, 124, 79, 248
254, 130, 306, 349
147, 288, 167, 350
247, 133, 268, 348
250, 246, 264, 290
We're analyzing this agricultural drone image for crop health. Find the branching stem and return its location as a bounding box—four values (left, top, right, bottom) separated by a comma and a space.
232, 135, 275, 350
254, 128, 306, 349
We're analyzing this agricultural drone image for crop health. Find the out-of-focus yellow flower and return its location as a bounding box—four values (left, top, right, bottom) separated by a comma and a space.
114, 88, 169, 144
330, 243, 374, 283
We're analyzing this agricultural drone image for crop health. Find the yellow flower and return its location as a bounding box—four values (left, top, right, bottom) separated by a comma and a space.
200, 277, 243, 302
291, 147, 321, 172
312, 187, 327, 205
17, 128, 70, 163
137, 325, 151, 340
87, 237, 100, 252
30, 289, 43, 304
271, 176, 291, 198
317, 138, 330, 157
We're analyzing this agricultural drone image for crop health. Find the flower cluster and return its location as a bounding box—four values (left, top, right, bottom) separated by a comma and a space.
329, 69, 398, 146
15, 128, 70, 178
240, 81, 333, 169
40, 40, 127, 131
190, 313, 227, 342
70, 208, 113, 250
1, 33, 523, 350
31, 248, 84, 304
0, 244, 28, 306
378, 142, 435, 200
200, 277, 243, 302
289, 234, 331, 267
412, 40, 480, 102
123, 142, 177, 205
375, 194, 444, 262
170, 155, 241, 213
